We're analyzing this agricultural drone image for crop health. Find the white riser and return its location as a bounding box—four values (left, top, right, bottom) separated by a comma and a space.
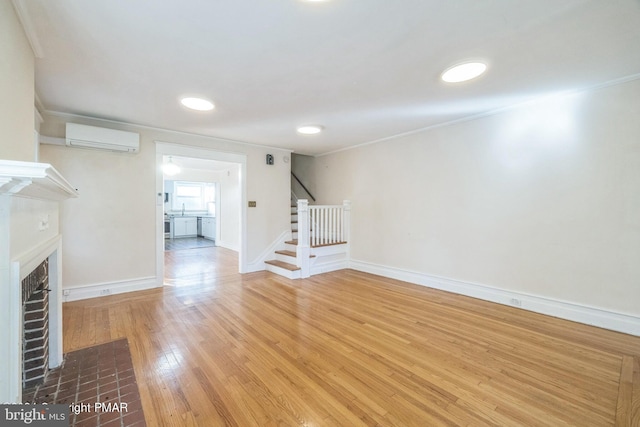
284, 243, 297, 252
265, 263, 301, 279
276, 252, 297, 263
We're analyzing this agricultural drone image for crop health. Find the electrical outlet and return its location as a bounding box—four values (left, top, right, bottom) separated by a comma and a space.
248, 201, 257, 207
101, 289, 111, 296
63, 289, 70, 296
510, 298, 522, 307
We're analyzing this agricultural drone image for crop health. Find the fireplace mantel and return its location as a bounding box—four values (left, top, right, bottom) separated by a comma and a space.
0, 159, 78, 200
0, 159, 77, 404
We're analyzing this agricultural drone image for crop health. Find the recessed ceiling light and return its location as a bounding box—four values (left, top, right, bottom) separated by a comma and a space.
180, 97, 214, 111
441, 62, 487, 83
297, 125, 324, 135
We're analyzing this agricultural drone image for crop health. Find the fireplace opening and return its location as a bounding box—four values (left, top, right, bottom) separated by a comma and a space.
22, 258, 50, 392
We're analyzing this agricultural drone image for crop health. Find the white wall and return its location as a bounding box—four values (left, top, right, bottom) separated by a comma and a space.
39, 113, 290, 290
0, 1, 35, 161
217, 163, 241, 251
313, 79, 640, 320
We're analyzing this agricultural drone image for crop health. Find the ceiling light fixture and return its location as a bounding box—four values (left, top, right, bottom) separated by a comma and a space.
162, 156, 180, 176
180, 97, 214, 111
297, 125, 324, 135
441, 62, 487, 83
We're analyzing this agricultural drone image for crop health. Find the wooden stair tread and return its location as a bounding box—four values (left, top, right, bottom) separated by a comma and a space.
285, 239, 298, 245
265, 260, 300, 271
275, 250, 315, 258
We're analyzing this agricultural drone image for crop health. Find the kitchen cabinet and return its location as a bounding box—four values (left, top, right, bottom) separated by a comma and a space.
173, 217, 197, 237
202, 216, 216, 241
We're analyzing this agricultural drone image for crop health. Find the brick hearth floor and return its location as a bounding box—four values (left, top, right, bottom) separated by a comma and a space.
23, 338, 146, 427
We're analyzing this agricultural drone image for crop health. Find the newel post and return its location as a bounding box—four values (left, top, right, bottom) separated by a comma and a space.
296, 199, 311, 278
343, 200, 351, 261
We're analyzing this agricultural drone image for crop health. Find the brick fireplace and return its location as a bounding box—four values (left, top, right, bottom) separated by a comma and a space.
0, 160, 77, 403
22, 258, 50, 391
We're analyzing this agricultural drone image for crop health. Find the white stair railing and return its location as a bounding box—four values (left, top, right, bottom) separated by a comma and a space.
296, 199, 351, 278
308, 202, 351, 246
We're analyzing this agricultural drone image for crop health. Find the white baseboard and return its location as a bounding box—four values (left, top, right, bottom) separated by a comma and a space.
349, 259, 640, 337
216, 239, 239, 252
245, 230, 290, 273
311, 252, 349, 276
311, 259, 349, 276
62, 276, 159, 302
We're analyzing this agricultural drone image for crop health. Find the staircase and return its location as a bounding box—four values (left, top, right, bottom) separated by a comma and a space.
265, 199, 350, 279
264, 202, 307, 279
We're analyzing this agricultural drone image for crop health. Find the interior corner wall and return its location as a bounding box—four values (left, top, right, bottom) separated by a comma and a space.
0, 1, 36, 162
312, 78, 640, 318
38, 114, 290, 289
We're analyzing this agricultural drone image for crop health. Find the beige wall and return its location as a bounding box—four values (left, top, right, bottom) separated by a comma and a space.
313, 79, 640, 317
40, 142, 156, 287
0, 1, 35, 161
218, 163, 241, 251
39, 114, 290, 288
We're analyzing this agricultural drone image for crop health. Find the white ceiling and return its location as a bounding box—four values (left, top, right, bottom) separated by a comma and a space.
163, 155, 236, 174
18, 0, 640, 155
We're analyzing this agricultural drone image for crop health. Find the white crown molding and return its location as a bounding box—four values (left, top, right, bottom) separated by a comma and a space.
39, 135, 65, 146
349, 259, 640, 337
34, 108, 44, 129
34, 93, 45, 128
44, 110, 294, 153
34, 93, 45, 112
0, 159, 78, 200
11, 0, 44, 58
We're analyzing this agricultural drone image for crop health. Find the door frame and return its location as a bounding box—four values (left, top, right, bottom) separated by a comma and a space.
155, 141, 247, 284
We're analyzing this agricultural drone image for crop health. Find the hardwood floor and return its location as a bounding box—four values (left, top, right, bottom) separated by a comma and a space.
63, 247, 640, 426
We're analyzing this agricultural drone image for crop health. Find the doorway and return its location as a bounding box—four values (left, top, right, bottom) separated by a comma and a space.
155, 142, 247, 286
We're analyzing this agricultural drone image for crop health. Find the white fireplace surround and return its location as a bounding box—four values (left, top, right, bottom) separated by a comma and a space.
0, 159, 77, 403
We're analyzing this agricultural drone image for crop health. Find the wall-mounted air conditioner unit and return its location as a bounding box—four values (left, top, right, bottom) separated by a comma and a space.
65, 123, 140, 153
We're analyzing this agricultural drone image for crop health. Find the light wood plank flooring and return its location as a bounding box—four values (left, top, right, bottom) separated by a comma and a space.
63, 246, 640, 426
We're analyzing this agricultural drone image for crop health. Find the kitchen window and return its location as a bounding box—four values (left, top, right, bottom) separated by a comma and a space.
172, 181, 215, 212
